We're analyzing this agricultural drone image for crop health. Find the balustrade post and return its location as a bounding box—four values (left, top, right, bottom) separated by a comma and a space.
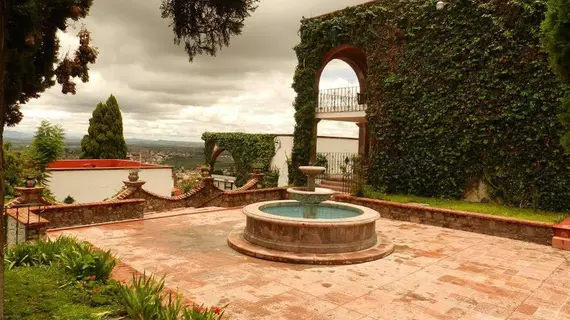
356, 122, 370, 162
309, 119, 321, 165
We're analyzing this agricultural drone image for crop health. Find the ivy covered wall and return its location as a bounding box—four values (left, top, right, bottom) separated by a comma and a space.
291, 0, 570, 211
202, 132, 276, 187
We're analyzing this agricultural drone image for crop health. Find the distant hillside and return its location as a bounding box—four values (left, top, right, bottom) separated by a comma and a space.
4, 130, 203, 149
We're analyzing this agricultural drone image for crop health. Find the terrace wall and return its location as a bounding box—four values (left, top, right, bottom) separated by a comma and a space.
333, 195, 554, 245
204, 187, 289, 208
33, 199, 146, 229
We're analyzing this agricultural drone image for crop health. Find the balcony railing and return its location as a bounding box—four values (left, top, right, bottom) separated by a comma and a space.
317, 86, 366, 113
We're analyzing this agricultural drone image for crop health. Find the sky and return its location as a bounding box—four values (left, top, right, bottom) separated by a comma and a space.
15, 0, 365, 142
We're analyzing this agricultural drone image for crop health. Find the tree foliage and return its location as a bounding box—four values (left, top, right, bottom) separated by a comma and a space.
160, 0, 258, 61
4, 0, 97, 126
202, 132, 275, 186
542, 0, 570, 151
81, 95, 128, 159
31, 120, 65, 169
292, 0, 570, 211
3, 142, 23, 196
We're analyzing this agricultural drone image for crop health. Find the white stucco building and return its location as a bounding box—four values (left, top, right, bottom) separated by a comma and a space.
47, 159, 173, 203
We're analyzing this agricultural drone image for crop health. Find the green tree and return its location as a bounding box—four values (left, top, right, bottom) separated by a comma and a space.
31, 120, 65, 169
0, 1, 257, 316
542, 0, 570, 150
80, 95, 128, 159
3, 142, 23, 197
0, 2, 97, 316
161, 0, 258, 61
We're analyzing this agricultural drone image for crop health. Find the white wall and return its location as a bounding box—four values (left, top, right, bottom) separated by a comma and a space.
270, 135, 358, 187
48, 168, 173, 203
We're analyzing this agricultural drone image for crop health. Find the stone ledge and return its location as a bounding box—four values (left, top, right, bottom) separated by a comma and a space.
333, 195, 555, 245
38, 199, 146, 210
333, 195, 553, 228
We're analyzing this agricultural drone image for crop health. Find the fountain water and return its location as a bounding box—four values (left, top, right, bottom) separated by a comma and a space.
227, 166, 394, 264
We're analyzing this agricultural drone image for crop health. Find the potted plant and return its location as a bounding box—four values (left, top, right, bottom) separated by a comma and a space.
22, 168, 39, 188
252, 162, 264, 174
128, 169, 140, 182
198, 164, 211, 177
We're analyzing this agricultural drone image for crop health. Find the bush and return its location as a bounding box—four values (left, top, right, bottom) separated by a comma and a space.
262, 166, 280, 188
63, 195, 75, 204
58, 242, 116, 281
116, 273, 166, 319
5, 236, 79, 269
116, 273, 227, 320
5, 236, 116, 282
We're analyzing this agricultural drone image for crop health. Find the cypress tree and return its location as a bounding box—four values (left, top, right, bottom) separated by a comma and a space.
81, 95, 127, 159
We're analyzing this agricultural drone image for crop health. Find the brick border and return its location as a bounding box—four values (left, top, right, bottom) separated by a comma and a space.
333, 194, 555, 245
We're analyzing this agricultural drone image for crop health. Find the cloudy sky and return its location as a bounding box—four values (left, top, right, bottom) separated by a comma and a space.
15, 0, 364, 142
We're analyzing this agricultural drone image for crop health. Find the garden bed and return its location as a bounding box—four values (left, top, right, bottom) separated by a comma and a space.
363, 189, 568, 224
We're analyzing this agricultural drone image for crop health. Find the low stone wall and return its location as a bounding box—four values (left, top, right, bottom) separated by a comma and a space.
333, 195, 554, 245
34, 199, 145, 229
113, 177, 281, 212
205, 188, 289, 208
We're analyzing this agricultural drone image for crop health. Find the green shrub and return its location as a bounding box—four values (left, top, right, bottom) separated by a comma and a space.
63, 195, 75, 204
116, 272, 166, 319
58, 243, 116, 282
116, 273, 227, 320
5, 236, 116, 282
181, 305, 226, 320
262, 166, 280, 188
4, 236, 79, 269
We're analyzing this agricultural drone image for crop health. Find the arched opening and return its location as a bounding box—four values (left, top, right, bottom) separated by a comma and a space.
210, 147, 237, 190
310, 46, 369, 184
316, 45, 367, 95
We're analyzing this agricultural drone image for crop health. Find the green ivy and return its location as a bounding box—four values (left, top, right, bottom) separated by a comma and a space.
202, 132, 276, 187
291, 0, 570, 211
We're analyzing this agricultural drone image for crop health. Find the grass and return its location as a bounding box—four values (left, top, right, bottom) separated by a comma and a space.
4, 266, 120, 320
363, 187, 569, 223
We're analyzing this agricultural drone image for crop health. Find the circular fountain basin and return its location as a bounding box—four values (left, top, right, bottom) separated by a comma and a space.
227, 200, 394, 264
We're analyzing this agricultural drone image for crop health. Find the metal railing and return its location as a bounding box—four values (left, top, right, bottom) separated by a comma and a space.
314, 152, 366, 194
317, 86, 366, 113
212, 174, 237, 190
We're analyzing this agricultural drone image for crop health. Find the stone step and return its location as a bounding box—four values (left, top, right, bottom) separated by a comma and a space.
319, 179, 344, 187
318, 183, 346, 192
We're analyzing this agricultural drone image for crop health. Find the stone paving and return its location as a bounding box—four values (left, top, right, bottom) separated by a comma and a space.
49, 208, 570, 320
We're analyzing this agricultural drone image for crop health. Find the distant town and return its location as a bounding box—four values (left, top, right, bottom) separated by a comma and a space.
4, 130, 235, 172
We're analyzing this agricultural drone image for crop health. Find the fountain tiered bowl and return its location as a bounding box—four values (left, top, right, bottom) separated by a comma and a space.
227, 166, 393, 265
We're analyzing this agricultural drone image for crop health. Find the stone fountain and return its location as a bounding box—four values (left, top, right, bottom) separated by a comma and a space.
286, 166, 335, 218
227, 166, 394, 265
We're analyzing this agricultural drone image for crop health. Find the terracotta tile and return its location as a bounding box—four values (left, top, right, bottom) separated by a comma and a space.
48, 208, 570, 320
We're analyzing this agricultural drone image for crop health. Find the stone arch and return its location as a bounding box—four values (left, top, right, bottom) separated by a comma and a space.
315, 45, 368, 94
211, 144, 225, 163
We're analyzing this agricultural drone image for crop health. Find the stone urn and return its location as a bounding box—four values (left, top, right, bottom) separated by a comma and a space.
128, 170, 140, 182
25, 177, 36, 188
252, 163, 264, 174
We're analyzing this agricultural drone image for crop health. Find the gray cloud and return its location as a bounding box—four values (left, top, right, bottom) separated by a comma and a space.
18, 0, 364, 141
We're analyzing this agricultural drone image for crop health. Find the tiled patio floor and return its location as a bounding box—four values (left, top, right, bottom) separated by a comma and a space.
49, 208, 570, 320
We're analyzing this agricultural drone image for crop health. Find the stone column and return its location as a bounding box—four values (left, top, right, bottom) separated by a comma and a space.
309, 118, 321, 165
356, 122, 370, 161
